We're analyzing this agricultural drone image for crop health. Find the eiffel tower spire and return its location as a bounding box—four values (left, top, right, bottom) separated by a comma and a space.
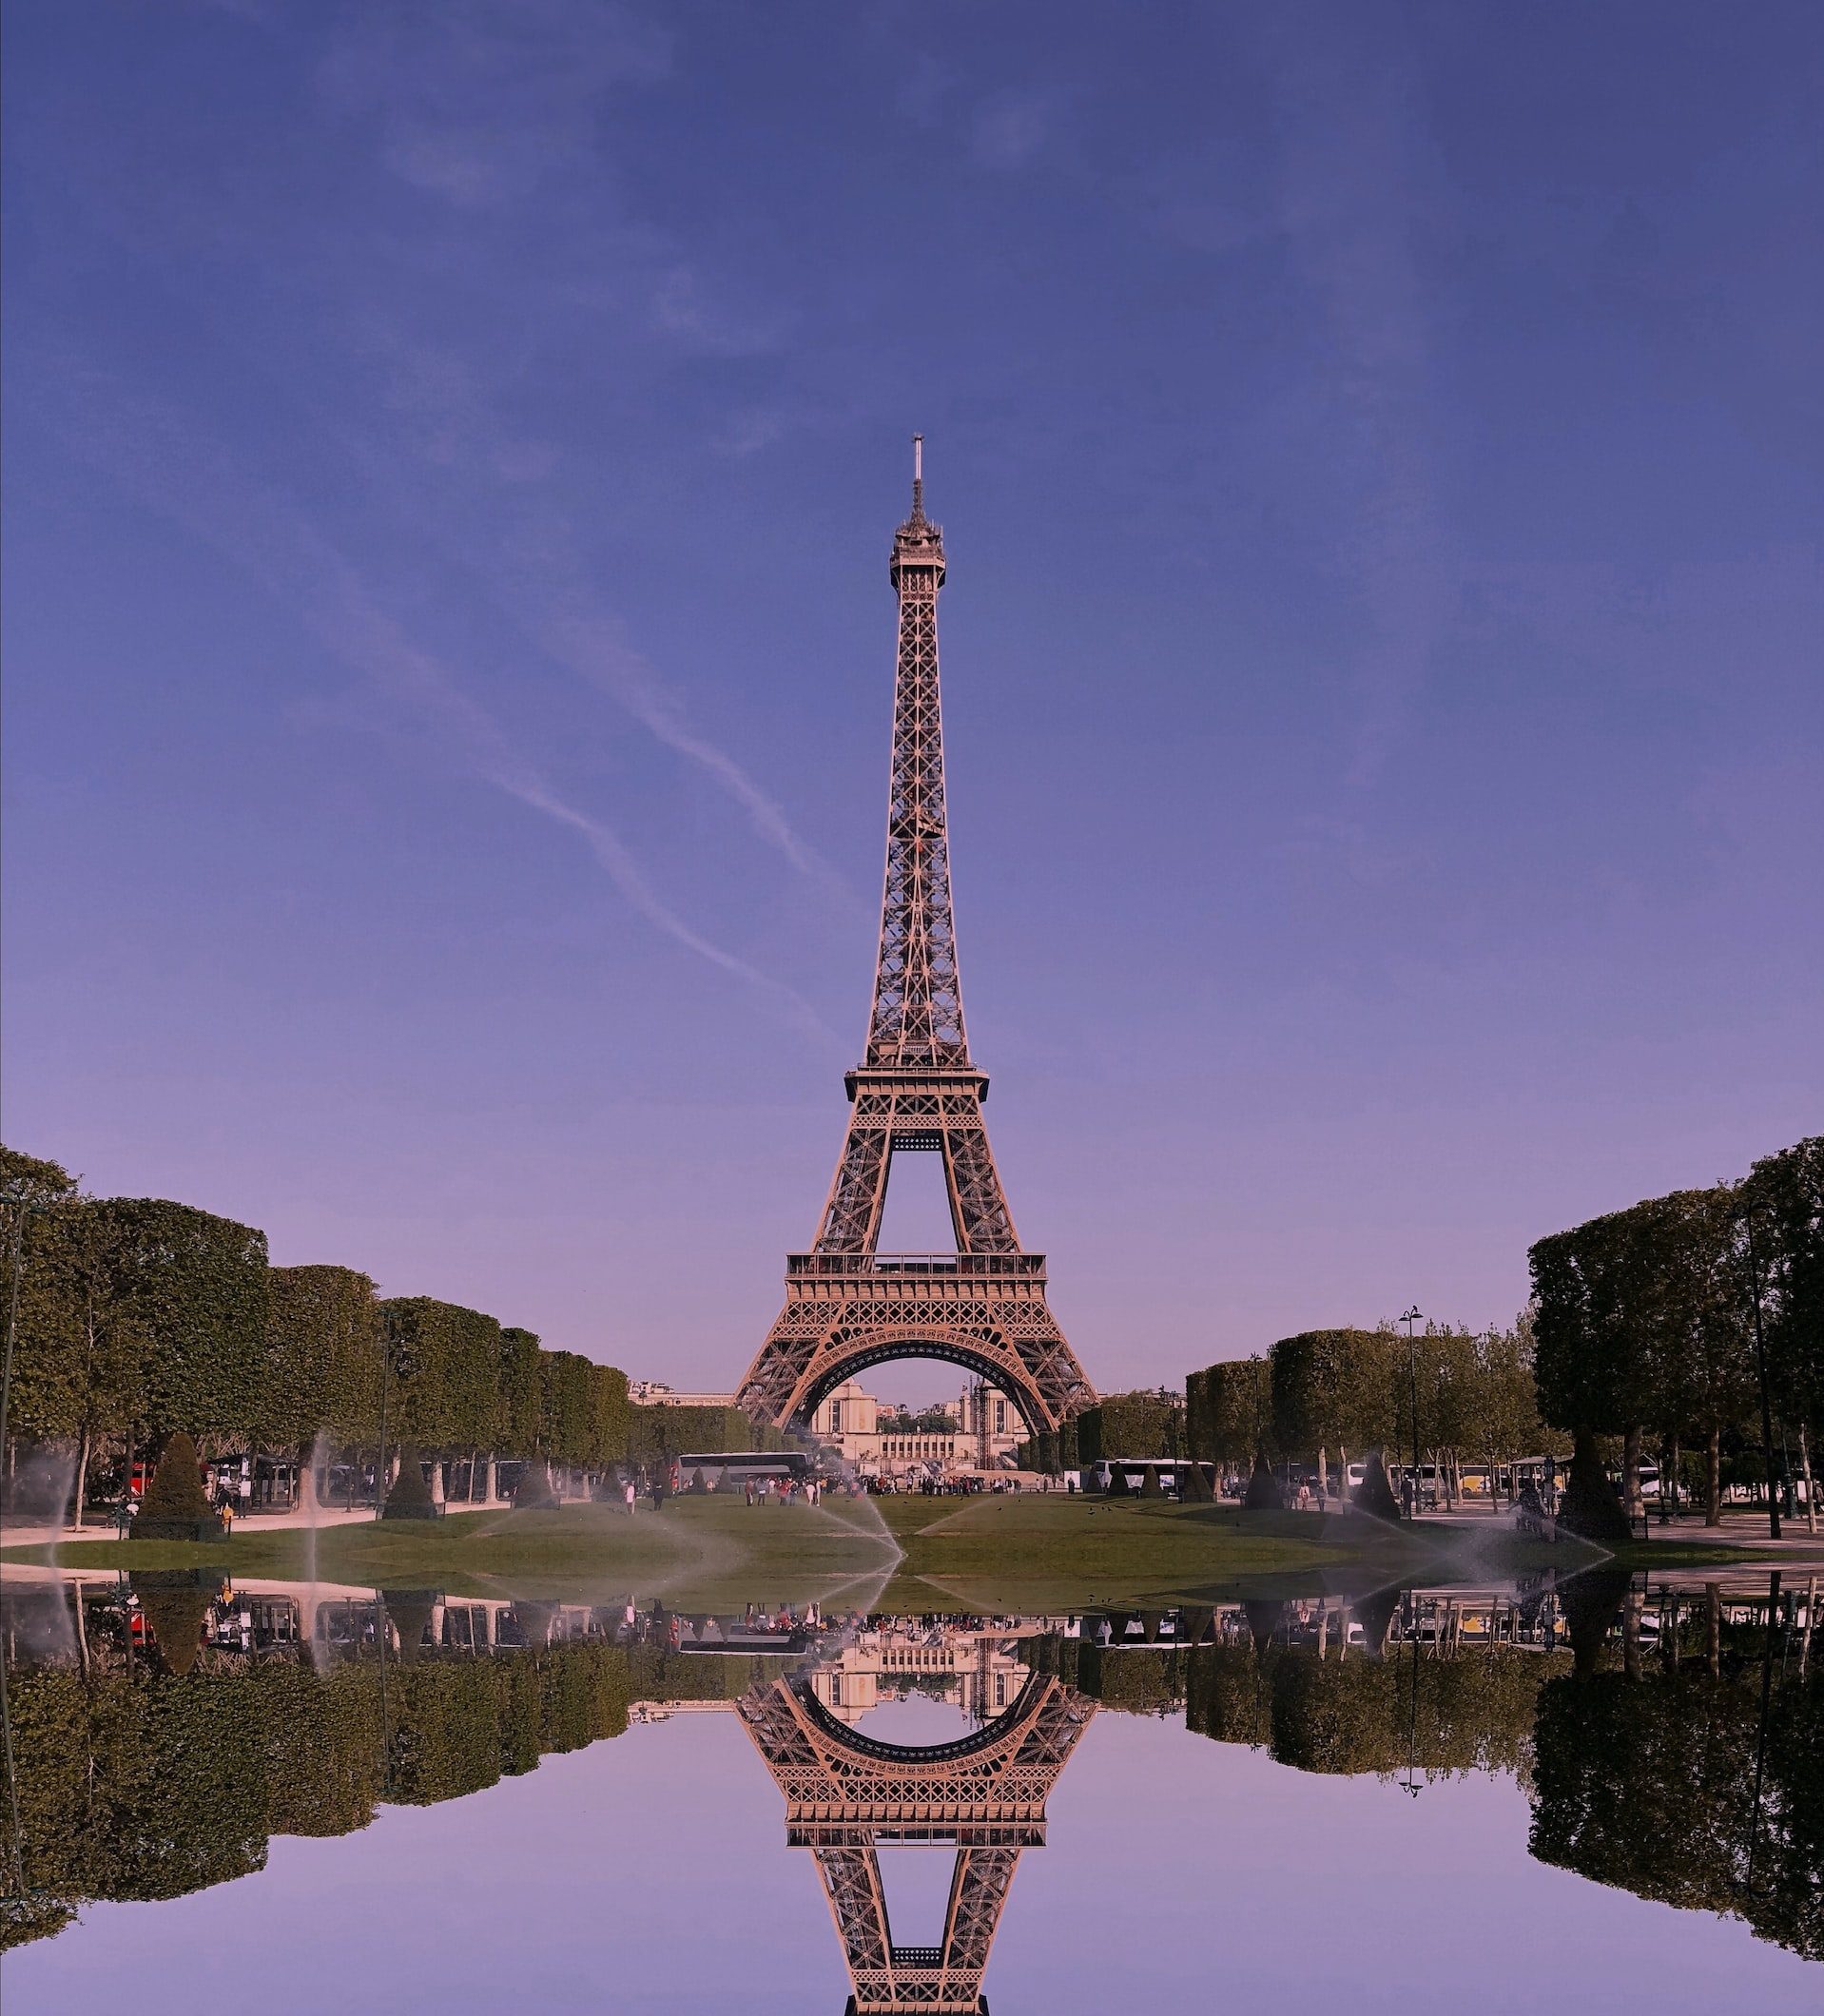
869, 435, 966, 1068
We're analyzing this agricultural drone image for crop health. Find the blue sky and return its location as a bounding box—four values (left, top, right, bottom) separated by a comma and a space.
4, 1, 1820, 1396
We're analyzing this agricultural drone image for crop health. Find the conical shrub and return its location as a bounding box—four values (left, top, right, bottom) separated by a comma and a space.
1351, 1451, 1401, 1522
1104, 1464, 1131, 1498
1180, 1461, 1214, 1503
133, 1432, 222, 1541
689, 1466, 708, 1495
1243, 1454, 1284, 1510
1138, 1464, 1165, 1499
1557, 1435, 1632, 1545
383, 1443, 437, 1521
140, 1433, 211, 1522
514, 1462, 554, 1509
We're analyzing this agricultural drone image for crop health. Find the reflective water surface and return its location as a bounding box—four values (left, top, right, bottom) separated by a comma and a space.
1, 1570, 1818, 2011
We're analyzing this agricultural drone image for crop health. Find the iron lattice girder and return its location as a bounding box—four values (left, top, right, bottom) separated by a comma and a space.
737, 466, 1095, 1437
870, 511, 962, 1073
817, 1071, 1019, 1257
738, 1667, 1094, 2016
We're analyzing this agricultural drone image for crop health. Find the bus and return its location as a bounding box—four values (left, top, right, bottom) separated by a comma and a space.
1081, 1460, 1212, 1498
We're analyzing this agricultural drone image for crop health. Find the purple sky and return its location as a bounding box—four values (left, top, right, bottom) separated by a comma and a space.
3, 3, 1820, 1397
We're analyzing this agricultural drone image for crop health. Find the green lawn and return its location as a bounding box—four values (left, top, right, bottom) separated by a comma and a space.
866, 1492, 1426, 1610
0, 1496, 901, 1608
4, 1490, 1787, 1616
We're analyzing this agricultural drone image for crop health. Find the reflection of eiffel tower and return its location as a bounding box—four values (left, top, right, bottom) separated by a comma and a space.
739, 1661, 1095, 2013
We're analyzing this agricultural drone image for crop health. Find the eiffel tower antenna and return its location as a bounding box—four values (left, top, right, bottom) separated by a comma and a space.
737, 447, 1095, 1445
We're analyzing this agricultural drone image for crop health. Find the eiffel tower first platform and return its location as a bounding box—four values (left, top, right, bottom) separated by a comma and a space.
737, 442, 1096, 1446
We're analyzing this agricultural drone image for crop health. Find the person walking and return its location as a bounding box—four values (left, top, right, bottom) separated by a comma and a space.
622, 1476, 636, 1517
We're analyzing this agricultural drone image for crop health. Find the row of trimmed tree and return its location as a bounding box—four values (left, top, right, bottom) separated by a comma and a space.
0, 1143, 631, 1522
1530, 1137, 1822, 1539
1184, 1136, 1821, 1538
1186, 1318, 1552, 1505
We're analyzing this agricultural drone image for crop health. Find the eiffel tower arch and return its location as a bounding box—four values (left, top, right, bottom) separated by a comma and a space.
738, 1651, 1096, 2013
738, 443, 1096, 1442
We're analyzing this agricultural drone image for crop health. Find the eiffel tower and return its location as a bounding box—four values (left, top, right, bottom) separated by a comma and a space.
738, 1657, 1096, 2013
737, 442, 1095, 1443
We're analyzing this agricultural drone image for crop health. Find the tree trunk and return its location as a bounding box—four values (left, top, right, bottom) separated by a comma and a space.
1800, 1425, 1817, 1538
1622, 1587, 1643, 1680
1621, 1424, 1643, 1523
1667, 1436, 1679, 1522
1338, 1444, 1349, 1503
71, 1425, 92, 1531
1316, 1446, 1329, 1503
1705, 1582, 1721, 1677
1705, 1424, 1722, 1526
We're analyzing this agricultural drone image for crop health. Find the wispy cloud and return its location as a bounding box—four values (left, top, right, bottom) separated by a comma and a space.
315, 0, 670, 209
346, 332, 850, 901
31, 365, 839, 1049
971, 86, 1067, 170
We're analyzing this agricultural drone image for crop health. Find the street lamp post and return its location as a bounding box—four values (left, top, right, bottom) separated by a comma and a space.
1400, 1306, 1424, 1515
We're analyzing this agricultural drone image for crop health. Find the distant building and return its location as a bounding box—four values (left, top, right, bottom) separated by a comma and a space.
626, 1376, 1026, 1475
813, 1377, 1025, 1477
628, 1382, 737, 1407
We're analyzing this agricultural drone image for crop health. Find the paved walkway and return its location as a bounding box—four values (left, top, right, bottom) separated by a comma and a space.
1, 1497, 519, 1550
1405, 1501, 1824, 1559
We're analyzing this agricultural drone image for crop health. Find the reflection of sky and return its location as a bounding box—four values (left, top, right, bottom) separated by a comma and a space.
7, 1699, 1817, 2012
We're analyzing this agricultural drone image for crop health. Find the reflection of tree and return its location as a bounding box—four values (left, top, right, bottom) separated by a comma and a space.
6, 1668, 269, 1906
2, 1628, 642, 1946
1529, 1638, 1822, 1959
1170, 1589, 1820, 1964
258, 1662, 383, 1838
1181, 1640, 1558, 1783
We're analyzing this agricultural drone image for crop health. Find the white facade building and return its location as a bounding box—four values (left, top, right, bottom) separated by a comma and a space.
813, 1377, 1025, 1477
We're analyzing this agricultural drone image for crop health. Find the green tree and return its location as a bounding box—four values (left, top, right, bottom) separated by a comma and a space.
100, 1197, 270, 1448
1076, 1389, 1184, 1462
0, 1162, 150, 1522
586, 1361, 631, 1467
260, 1266, 382, 1472
1187, 1356, 1274, 1473
496, 1326, 543, 1462
379, 1298, 504, 1486
1743, 1139, 1824, 1533
540, 1349, 595, 1473
1530, 1218, 1636, 1542
1271, 1330, 1364, 1501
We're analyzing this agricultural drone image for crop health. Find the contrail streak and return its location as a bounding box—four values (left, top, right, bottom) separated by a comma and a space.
33, 365, 841, 1047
